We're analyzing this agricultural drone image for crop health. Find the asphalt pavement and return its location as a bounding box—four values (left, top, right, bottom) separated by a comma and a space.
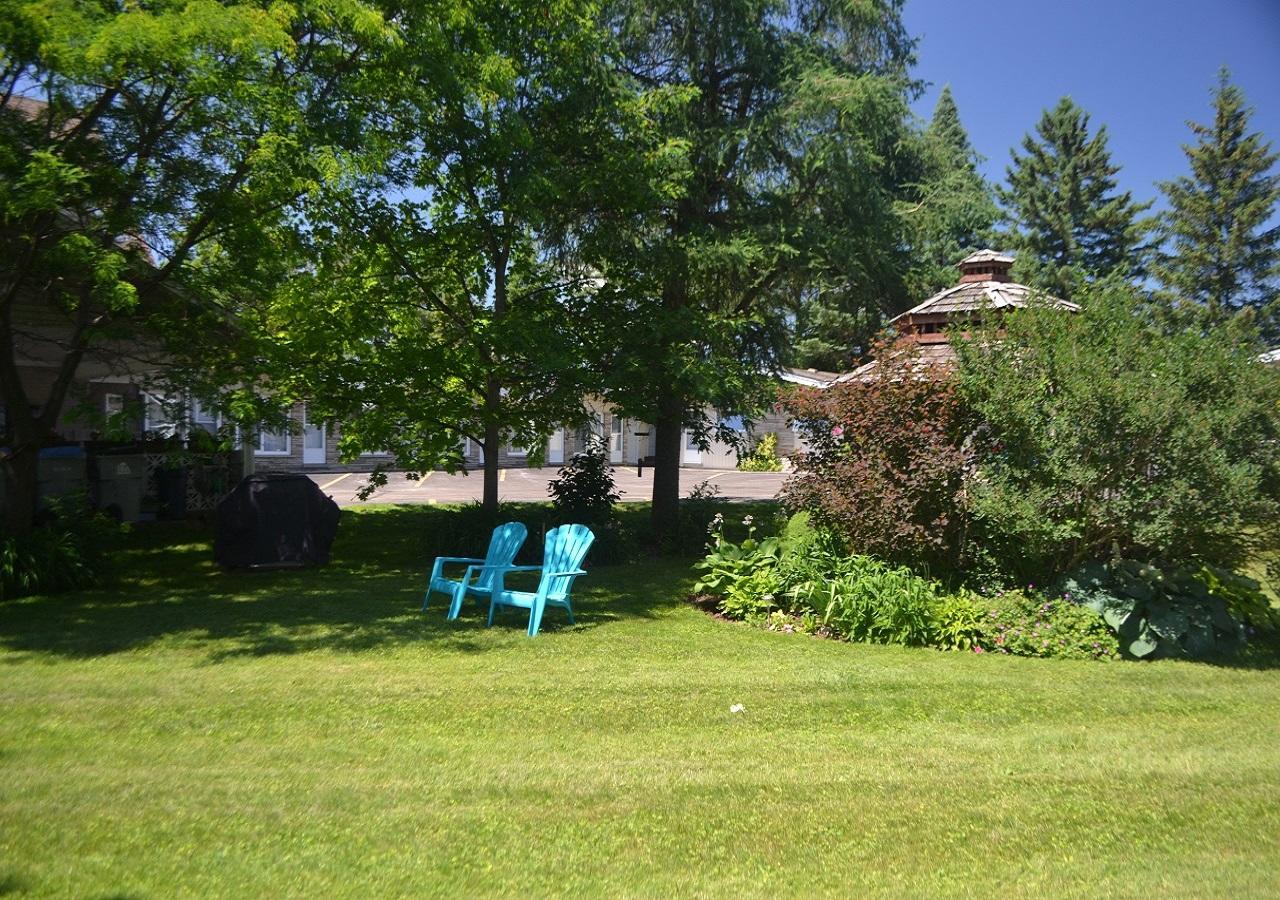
306, 466, 787, 506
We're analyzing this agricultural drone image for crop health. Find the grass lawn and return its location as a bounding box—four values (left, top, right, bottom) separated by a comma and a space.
2, 505, 1279, 897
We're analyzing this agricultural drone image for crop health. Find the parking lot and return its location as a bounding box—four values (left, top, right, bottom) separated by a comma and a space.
306, 466, 787, 506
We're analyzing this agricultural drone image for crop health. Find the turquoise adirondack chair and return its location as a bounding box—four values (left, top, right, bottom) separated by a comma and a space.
487, 524, 595, 637
424, 522, 528, 620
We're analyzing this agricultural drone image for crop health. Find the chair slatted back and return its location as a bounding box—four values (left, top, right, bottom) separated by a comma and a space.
475, 522, 528, 590
541, 524, 594, 599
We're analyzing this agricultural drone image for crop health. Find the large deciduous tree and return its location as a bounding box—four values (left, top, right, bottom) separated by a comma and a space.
604, 0, 917, 535
271, 0, 662, 511
0, 0, 387, 532
999, 97, 1151, 300
1153, 68, 1280, 335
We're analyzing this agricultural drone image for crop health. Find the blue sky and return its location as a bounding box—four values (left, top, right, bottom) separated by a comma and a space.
904, 0, 1280, 215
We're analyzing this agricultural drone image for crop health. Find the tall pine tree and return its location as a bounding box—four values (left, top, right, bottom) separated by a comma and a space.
1153, 68, 1280, 332
605, 0, 917, 533
1000, 97, 1151, 299
901, 85, 998, 299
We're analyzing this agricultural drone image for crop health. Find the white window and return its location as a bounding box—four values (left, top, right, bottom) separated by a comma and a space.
257, 428, 290, 455
191, 399, 219, 435
104, 394, 125, 416
506, 438, 528, 457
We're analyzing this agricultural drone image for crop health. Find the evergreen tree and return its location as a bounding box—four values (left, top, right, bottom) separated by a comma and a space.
901, 85, 999, 299
999, 97, 1151, 299
605, 0, 917, 533
1153, 68, 1280, 332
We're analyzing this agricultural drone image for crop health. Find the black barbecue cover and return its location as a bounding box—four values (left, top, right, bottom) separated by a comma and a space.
214, 474, 341, 568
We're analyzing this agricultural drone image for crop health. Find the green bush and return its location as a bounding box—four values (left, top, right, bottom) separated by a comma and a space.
1195, 564, 1280, 633
954, 282, 1280, 580
1058, 560, 1246, 659
815, 555, 942, 646
696, 514, 965, 648
738, 432, 783, 472
692, 512, 1126, 660
0, 496, 125, 600
976, 590, 1119, 661
547, 444, 621, 523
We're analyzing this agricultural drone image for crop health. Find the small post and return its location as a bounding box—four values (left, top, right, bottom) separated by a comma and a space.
633, 430, 650, 477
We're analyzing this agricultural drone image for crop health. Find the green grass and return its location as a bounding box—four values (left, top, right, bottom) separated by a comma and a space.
2, 505, 1279, 897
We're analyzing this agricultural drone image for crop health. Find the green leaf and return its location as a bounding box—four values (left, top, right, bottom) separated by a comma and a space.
1128, 625, 1159, 658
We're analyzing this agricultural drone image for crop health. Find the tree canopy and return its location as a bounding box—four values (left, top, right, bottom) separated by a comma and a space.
1153, 68, 1280, 335
0, 0, 391, 530
1000, 97, 1151, 300
264, 0, 663, 509
602, 0, 919, 532
899, 85, 998, 301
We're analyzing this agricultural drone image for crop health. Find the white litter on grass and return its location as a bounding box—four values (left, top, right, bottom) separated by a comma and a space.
729, 703, 745, 714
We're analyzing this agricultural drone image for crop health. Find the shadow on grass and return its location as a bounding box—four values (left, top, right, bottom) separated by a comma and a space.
0, 506, 691, 662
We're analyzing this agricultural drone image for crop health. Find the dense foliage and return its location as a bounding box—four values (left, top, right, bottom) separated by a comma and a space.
953, 282, 1280, 580
977, 589, 1119, 661
548, 443, 622, 524
1058, 560, 1246, 660
782, 339, 972, 571
0, 497, 123, 600
601, 0, 919, 534
900, 86, 999, 300
0, 0, 390, 531
693, 513, 1122, 659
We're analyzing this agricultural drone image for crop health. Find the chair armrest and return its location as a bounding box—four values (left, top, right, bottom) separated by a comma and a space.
430, 556, 486, 580
474, 564, 543, 572
543, 569, 588, 578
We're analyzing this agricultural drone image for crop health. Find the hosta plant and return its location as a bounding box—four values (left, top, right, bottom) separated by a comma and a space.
1058, 560, 1246, 659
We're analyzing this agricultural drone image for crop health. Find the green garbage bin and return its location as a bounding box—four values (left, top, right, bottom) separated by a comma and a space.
95, 454, 147, 522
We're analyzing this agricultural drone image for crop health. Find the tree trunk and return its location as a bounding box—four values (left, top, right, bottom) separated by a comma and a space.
649, 399, 683, 540
1, 447, 38, 536
481, 380, 501, 513
649, 262, 687, 540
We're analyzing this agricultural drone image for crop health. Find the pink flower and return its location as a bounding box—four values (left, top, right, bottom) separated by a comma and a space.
830, 425, 844, 438
972, 646, 985, 654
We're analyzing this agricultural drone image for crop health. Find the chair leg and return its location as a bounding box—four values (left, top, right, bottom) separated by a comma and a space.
486, 599, 497, 627
421, 586, 434, 612
563, 599, 575, 625
446, 584, 466, 621
527, 598, 545, 638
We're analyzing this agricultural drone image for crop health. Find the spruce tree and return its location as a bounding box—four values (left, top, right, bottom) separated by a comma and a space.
1154, 68, 1280, 331
999, 97, 1151, 299
902, 85, 999, 298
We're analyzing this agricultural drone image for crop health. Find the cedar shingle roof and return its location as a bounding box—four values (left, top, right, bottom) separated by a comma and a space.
889, 280, 1078, 324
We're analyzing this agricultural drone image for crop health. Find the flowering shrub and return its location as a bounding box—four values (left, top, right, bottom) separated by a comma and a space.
781, 337, 973, 572
976, 589, 1119, 661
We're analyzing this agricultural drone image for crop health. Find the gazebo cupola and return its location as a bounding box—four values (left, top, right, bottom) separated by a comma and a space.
956, 249, 1015, 284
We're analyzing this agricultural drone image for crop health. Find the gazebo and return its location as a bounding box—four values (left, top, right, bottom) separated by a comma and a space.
845, 250, 1078, 378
